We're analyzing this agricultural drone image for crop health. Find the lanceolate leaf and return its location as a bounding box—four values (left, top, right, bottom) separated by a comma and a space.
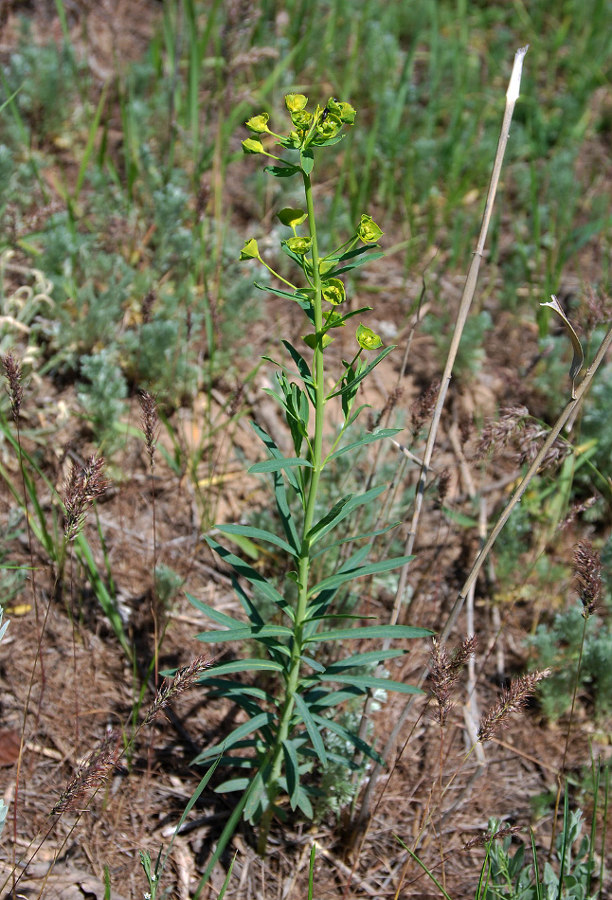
324, 649, 406, 671
311, 521, 401, 560
282, 739, 300, 809
186, 593, 245, 629
320, 673, 424, 695
204, 678, 276, 703
306, 495, 352, 542
249, 457, 313, 474
255, 282, 310, 308
217, 523, 297, 557
304, 624, 432, 644
196, 624, 293, 643
192, 712, 275, 765
263, 163, 300, 177
215, 777, 251, 793
307, 485, 387, 544
307, 554, 414, 598
324, 250, 385, 279
251, 421, 302, 499
293, 693, 327, 767
281, 339, 314, 389
327, 345, 395, 400
303, 686, 365, 709
312, 713, 384, 764
202, 659, 285, 675
326, 428, 402, 463
206, 536, 289, 611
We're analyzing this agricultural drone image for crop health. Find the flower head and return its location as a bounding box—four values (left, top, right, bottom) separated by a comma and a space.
327, 98, 356, 124
322, 278, 346, 306
239, 238, 261, 261
285, 236, 312, 256
245, 113, 270, 134
357, 214, 383, 244
285, 93, 308, 113
242, 138, 265, 155
356, 323, 383, 350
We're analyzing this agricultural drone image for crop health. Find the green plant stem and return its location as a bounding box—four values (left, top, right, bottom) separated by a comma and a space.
256, 170, 326, 855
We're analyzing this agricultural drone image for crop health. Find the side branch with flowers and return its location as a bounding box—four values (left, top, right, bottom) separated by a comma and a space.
189, 94, 431, 861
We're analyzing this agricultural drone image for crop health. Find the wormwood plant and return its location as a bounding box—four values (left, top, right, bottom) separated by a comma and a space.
190, 94, 431, 861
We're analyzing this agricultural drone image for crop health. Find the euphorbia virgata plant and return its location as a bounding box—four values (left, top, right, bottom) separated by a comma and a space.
188, 94, 431, 861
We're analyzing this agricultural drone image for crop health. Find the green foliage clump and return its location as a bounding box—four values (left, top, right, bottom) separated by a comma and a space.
77, 349, 128, 449
482, 809, 596, 900
528, 603, 612, 721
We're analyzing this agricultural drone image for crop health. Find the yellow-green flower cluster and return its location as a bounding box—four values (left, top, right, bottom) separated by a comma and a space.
243, 94, 356, 157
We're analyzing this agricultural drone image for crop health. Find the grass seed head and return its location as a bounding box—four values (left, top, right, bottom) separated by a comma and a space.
63, 455, 108, 541
573, 540, 602, 617
2, 352, 23, 422
478, 669, 550, 743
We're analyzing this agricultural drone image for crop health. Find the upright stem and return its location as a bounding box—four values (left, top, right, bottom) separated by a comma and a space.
257, 169, 326, 854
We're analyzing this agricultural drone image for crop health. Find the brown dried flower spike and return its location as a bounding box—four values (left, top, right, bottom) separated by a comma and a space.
63, 455, 108, 541
573, 540, 602, 618
478, 669, 550, 743
144, 655, 211, 726
53, 729, 122, 814
429, 635, 477, 726
2, 352, 23, 422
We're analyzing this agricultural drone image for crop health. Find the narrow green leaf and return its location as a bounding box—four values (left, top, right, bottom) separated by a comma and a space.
217, 524, 297, 557
322, 244, 373, 268
308, 554, 414, 598
251, 421, 303, 504
305, 624, 432, 644
326, 345, 396, 400
325, 250, 385, 279
282, 739, 300, 809
192, 712, 275, 764
264, 164, 300, 177
311, 521, 400, 560
215, 777, 251, 793
206, 536, 289, 610
312, 713, 383, 764
249, 457, 313, 474
307, 485, 387, 545
295, 785, 314, 819
326, 428, 402, 463
254, 282, 310, 306
243, 769, 269, 823
294, 694, 327, 767
324, 649, 406, 671
306, 495, 352, 542
281, 339, 314, 388
204, 678, 276, 703
303, 686, 364, 709
75, 534, 132, 661
196, 624, 292, 643
201, 659, 285, 676
321, 674, 424, 695
186, 593, 245, 629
